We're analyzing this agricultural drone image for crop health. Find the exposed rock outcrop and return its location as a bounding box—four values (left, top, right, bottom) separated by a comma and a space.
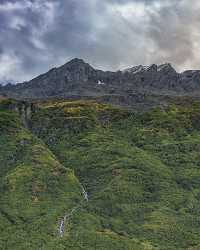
1, 58, 200, 108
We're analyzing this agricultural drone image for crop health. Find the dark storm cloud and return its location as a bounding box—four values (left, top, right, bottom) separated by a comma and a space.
0, 0, 200, 82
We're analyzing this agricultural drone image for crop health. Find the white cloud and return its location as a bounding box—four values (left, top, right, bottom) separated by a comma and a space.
0, 1, 32, 12
0, 54, 22, 81
111, 2, 147, 20
9, 16, 26, 30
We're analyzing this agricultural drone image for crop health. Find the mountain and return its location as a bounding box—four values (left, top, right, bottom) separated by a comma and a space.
0, 79, 15, 86
2, 59, 200, 249
1, 97, 200, 249
1, 58, 200, 109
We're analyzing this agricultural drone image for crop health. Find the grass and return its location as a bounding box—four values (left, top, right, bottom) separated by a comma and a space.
1, 98, 200, 249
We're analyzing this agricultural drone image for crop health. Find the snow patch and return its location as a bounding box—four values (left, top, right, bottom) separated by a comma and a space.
97, 80, 105, 85
123, 65, 153, 74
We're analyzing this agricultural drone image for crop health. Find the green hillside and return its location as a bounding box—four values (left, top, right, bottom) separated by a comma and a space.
1, 98, 200, 249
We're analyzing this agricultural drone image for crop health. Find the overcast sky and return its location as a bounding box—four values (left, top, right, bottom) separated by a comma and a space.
0, 0, 200, 83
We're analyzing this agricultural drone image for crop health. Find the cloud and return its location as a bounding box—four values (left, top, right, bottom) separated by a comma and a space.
0, 0, 58, 82
146, 0, 200, 71
0, 53, 21, 83
0, 0, 200, 82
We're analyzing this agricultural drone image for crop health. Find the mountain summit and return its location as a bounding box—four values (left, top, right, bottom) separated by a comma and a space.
1, 58, 200, 108
123, 63, 176, 74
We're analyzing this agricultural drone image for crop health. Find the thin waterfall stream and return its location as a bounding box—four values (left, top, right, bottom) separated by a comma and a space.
58, 183, 89, 237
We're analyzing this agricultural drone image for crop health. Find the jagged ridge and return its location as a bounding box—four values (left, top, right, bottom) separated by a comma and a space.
1, 58, 200, 109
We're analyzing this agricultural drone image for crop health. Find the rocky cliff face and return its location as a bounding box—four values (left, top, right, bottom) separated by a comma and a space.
1, 58, 200, 108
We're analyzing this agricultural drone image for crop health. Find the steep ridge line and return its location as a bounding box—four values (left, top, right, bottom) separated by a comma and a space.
2, 58, 200, 110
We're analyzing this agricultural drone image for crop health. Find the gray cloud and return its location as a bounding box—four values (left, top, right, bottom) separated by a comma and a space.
146, 0, 200, 71
0, 0, 200, 82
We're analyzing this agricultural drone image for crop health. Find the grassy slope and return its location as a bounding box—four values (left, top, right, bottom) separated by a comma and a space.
0, 100, 83, 249
31, 100, 200, 250
1, 98, 200, 249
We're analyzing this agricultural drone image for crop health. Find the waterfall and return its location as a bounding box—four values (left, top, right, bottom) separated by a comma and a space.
59, 218, 65, 237
58, 184, 88, 237
81, 184, 89, 201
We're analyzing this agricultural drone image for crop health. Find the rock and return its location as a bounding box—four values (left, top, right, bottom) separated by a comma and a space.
1, 58, 200, 108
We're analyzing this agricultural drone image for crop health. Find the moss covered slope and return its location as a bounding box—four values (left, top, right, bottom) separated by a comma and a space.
0, 99, 83, 249
1, 98, 200, 249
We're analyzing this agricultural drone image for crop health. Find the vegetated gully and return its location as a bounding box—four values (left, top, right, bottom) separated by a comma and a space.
59, 184, 89, 237
15, 105, 89, 237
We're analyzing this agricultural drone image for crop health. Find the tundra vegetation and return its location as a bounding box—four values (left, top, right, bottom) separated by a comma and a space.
1, 98, 200, 249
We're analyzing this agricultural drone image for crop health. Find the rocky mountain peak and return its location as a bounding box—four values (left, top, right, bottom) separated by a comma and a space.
62, 58, 92, 70
157, 63, 176, 73
123, 63, 175, 75
59, 58, 95, 82
66, 58, 86, 66
1, 58, 200, 104
123, 65, 147, 74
